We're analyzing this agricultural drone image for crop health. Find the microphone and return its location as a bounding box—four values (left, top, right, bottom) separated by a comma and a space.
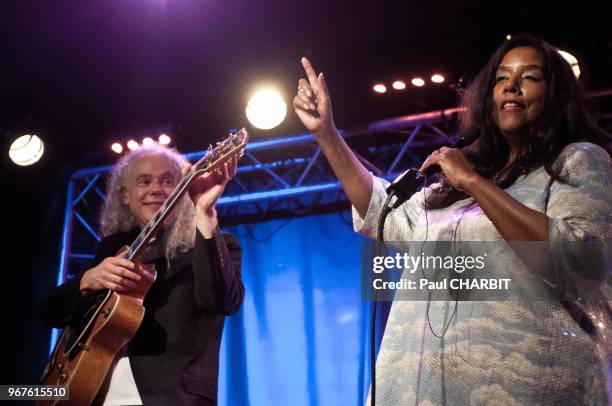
385, 131, 478, 209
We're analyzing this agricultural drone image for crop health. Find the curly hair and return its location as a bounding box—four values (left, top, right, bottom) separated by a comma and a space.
99, 144, 196, 260
427, 33, 611, 209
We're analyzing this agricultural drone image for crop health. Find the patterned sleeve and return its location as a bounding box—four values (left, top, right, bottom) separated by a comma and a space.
546, 142, 612, 284
352, 173, 429, 241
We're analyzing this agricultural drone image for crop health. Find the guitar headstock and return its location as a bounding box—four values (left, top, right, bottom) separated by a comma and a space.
124, 128, 248, 260
191, 127, 249, 175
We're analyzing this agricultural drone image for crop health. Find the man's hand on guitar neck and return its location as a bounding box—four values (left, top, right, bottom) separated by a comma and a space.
186, 155, 238, 239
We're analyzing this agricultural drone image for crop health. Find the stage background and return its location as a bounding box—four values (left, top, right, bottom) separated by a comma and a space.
218, 211, 378, 406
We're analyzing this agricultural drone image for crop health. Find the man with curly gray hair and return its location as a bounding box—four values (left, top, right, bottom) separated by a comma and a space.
44, 144, 244, 405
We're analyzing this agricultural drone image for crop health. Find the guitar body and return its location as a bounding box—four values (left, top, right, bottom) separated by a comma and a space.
39, 259, 156, 406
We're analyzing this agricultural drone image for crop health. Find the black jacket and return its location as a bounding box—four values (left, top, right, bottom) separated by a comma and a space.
43, 227, 244, 405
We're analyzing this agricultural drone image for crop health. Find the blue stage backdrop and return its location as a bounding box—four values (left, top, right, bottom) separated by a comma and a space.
217, 212, 373, 406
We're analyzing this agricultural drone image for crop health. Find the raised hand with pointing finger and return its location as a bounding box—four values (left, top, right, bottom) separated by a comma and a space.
293, 57, 373, 216
293, 57, 336, 136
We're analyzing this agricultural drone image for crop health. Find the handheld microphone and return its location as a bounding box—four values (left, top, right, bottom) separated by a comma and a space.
385, 131, 478, 209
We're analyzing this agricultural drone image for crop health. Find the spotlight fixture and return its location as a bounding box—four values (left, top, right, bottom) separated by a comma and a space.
111, 143, 123, 154
411, 77, 425, 87
127, 140, 139, 151
557, 50, 580, 79
245, 87, 287, 130
159, 134, 171, 145
431, 74, 445, 84
373, 83, 387, 94
8, 134, 44, 166
142, 137, 154, 147
392, 80, 406, 90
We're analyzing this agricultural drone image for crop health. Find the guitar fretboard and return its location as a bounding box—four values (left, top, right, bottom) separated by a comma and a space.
123, 128, 248, 260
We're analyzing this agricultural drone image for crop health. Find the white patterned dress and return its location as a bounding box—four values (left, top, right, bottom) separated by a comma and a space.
353, 142, 612, 405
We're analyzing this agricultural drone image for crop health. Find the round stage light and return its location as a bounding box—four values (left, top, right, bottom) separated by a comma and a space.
411, 77, 425, 87
557, 50, 580, 79
127, 140, 139, 151
159, 134, 171, 145
373, 83, 387, 94
9, 134, 44, 166
245, 88, 287, 130
142, 137, 154, 146
392, 80, 406, 90
111, 143, 123, 154
431, 74, 445, 84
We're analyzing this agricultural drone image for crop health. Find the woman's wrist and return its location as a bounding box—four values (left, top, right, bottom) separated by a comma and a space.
460, 172, 487, 195
315, 124, 339, 140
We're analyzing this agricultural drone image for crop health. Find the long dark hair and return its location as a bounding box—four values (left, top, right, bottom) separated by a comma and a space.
426, 33, 611, 209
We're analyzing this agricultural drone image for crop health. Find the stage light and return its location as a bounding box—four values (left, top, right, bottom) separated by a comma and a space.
392, 80, 406, 90
9, 134, 44, 166
245, 88, 287, 130
373, 83, 387, 94
159, 134, 171, 145
111, 143, 123, 154
411, 77, 425, 87
127, 140, 139, 151
431, 74, 445, 84
506, 34, 512, 40
557, 50, 580, 79
142, 137, 154, 146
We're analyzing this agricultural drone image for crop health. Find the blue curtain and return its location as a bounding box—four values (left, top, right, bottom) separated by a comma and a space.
217, 212, 380, 405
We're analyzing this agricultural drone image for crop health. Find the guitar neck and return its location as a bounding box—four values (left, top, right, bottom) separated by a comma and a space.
124, 128, 248, 260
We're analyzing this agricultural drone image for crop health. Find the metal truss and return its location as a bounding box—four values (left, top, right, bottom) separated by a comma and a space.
50, 90, 612, 350
215, 106, 465, 223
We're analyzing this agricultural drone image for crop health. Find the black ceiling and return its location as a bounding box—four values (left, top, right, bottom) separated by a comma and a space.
2, 1, 610, 169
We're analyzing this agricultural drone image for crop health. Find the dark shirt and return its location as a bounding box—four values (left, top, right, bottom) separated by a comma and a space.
43, 227, 244, 405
